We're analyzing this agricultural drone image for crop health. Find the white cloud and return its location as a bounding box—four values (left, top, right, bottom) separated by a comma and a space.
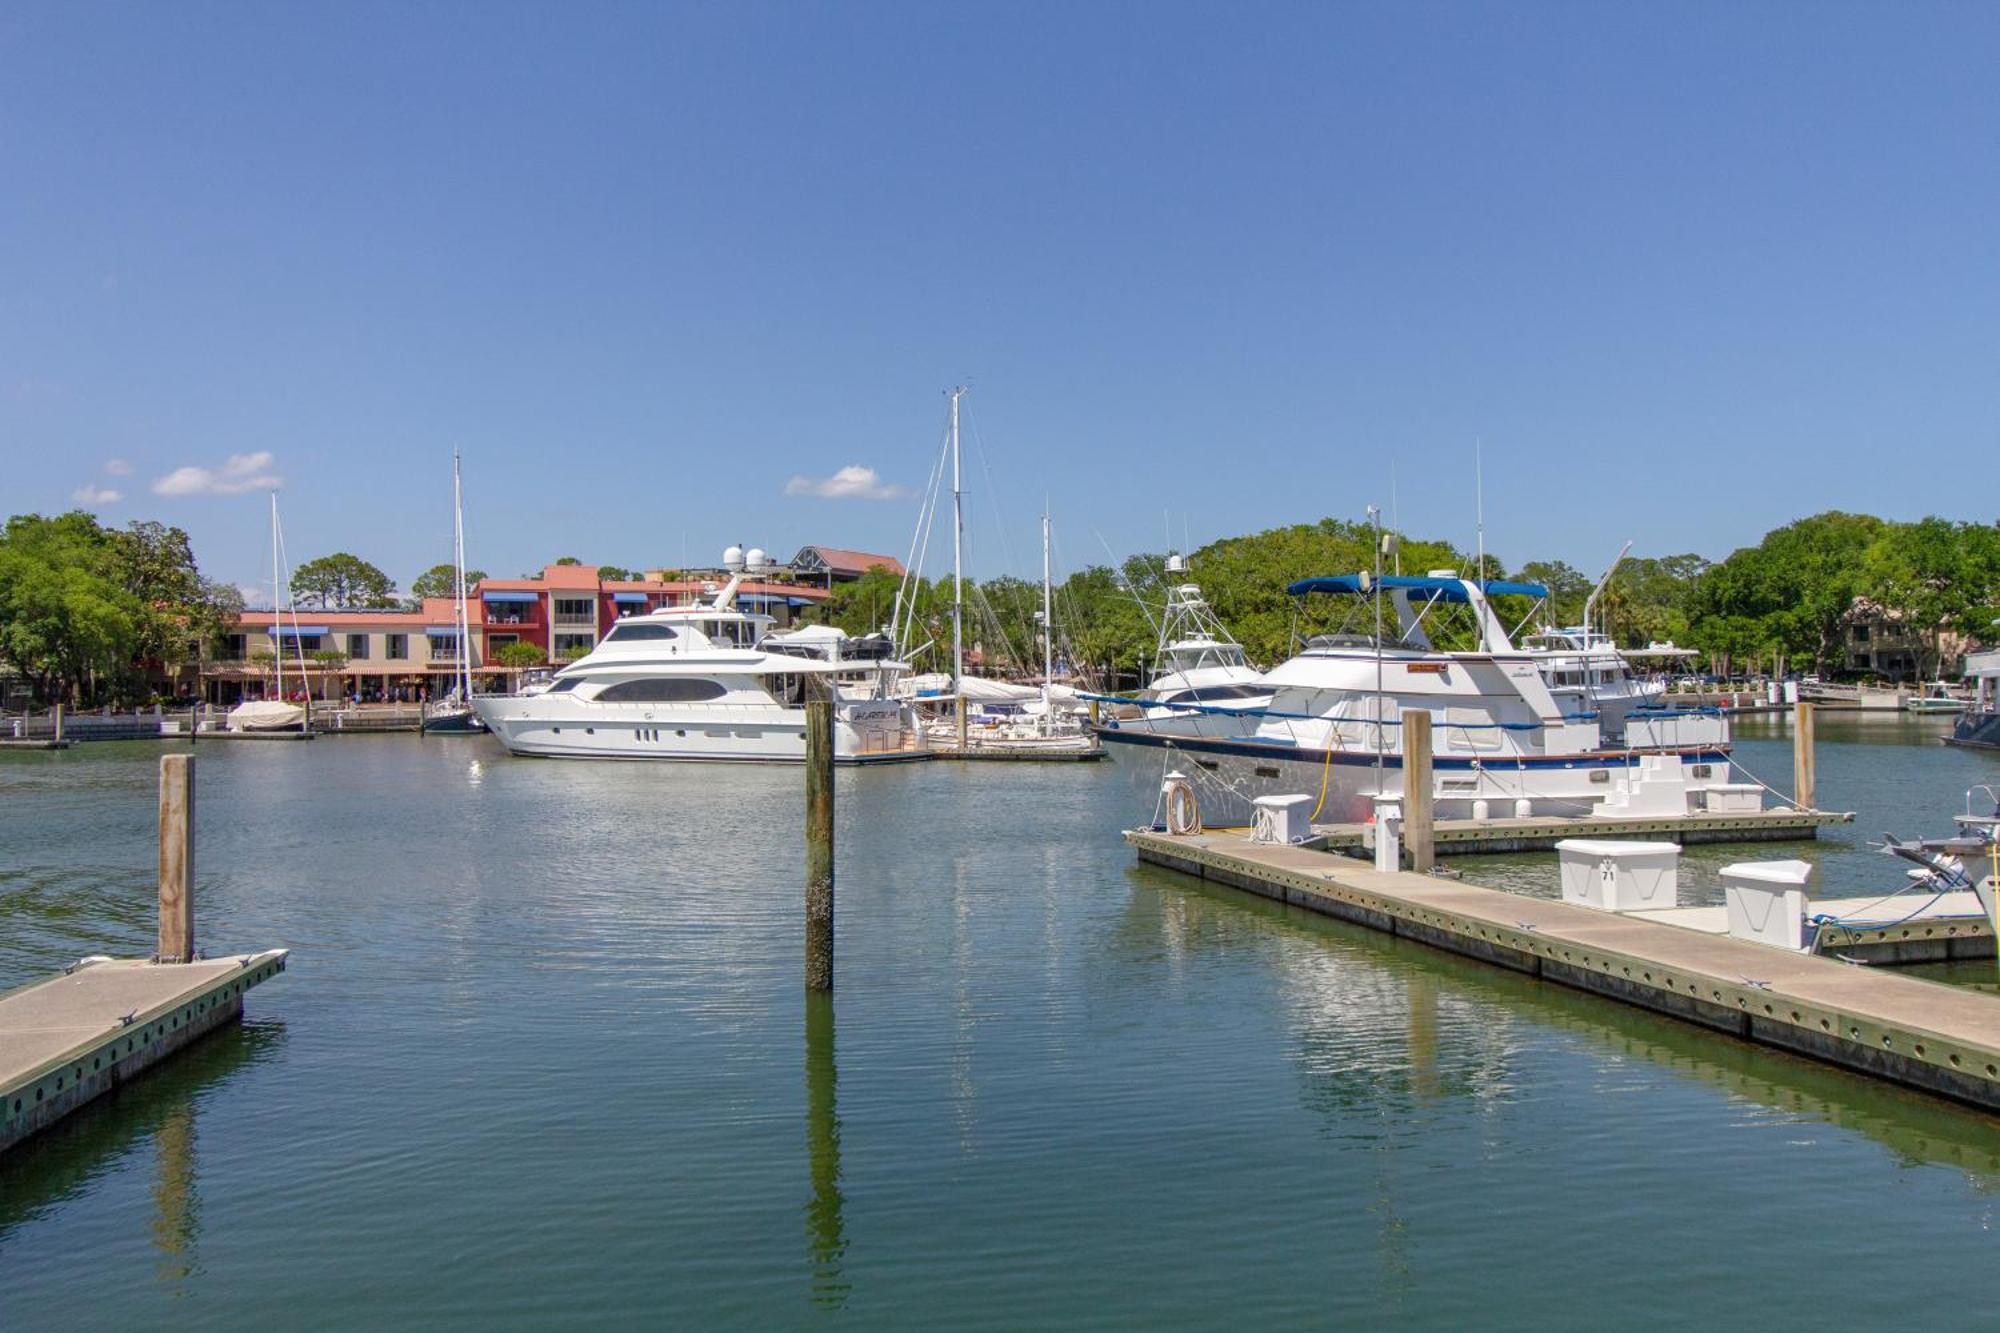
783, 465, 913, 501
71, 483, 123, 505
152, 451, 283, 496
104, 458, 132, 476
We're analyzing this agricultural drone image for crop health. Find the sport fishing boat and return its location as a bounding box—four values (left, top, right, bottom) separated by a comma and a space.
1098, 571, 1738, 829
472, 548, 926, 762
1087, 555, 1271, 738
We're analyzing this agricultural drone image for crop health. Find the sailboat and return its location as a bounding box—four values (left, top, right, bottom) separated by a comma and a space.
228, 493, 309, 732
891, 391, 1095, 754
423, 450, 485, 734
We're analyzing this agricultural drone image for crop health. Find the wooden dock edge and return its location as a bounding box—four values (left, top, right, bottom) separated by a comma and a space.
1310, 807, 1853, 854
1128, 831, 2000, 1114
1, 951, 288, 1156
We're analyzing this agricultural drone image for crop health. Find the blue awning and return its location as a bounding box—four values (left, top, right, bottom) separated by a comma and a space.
612, 592, 649, 604
481, 591, 539, 604
425, 626, 461, 637
274, 625, 329, 636
788, 597, 810, 608
1286, 574, 1548, 601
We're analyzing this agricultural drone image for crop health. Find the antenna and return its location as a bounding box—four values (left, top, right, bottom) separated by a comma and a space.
1390, 460, 1402, 576
1474, 439, 1486, 652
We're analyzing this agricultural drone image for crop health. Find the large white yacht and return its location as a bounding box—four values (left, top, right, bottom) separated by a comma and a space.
472, 549, 926, 763
1098, 571, 1737, 827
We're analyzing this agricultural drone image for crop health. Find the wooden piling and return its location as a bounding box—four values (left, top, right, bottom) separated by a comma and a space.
1793, 700, 1816, 812
1402, 709, 1434, 872
158, 754, 194, 964
805, 676, 835, 990
52, 702, 63, 743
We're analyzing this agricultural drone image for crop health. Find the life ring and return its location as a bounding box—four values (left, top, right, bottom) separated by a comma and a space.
1164, 776, 1202, 836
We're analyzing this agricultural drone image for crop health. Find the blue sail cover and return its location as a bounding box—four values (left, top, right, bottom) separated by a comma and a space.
1285, 574, 1549, 602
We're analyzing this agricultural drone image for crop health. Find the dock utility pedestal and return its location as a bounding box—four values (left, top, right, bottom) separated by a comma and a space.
1250, 794, 1313, 846
1555, 840, 1680, 911
1723, 859, 1814, 951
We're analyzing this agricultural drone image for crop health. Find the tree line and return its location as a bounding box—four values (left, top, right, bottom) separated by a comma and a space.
818, 511, 2000, 685
4, 505, 1994, 705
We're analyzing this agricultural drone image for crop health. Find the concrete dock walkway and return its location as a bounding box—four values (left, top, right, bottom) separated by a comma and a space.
1130, 828, 2000, 1112
1, 952, 288, 1154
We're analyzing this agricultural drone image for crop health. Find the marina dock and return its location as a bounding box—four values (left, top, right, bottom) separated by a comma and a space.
1312, 805, 1851, 854
1129, 826, 2000, 1112
0, 953, 289, 1154
0, 753, 289, 1156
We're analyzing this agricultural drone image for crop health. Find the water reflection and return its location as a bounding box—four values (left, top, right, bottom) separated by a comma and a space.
0, 1020, 287, 1243
1129, 865, 2000, 1180
803, 991, 847, 1310
151, 1101, 199, 1291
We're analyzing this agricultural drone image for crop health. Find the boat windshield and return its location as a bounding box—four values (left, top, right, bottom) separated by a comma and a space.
1162, 642, 1246, 673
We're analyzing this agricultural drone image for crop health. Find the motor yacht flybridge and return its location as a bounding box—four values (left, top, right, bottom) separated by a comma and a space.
472, 547, 926, 763
1097, 569, 1738, 828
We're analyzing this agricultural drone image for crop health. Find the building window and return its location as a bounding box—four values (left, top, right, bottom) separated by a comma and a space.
429, 635, 460, 661
1853, 624, 1871, 643
219, 634, 246, 662
554, 633, 594, 657
488, 634, 517, 650
279, 635, 323, 653
553, 597, 594, 627
347, 634, 370, 660
386, 634, 409, 660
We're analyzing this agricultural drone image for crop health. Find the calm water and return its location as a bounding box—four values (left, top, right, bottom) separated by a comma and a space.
4, 716, 2000, 1326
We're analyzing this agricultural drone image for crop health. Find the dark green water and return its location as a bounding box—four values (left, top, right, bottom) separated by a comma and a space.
4, 716, 2000, 1326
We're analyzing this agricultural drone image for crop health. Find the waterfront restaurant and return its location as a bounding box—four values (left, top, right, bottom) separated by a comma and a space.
201, 563, 829, 705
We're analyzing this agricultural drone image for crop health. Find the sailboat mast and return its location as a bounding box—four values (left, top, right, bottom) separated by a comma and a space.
1474, 440, 1486, 653
1041, 509, 1053, 689
270, 491, 283, 700
950, 387, 964, 695
453, 450, 471, 701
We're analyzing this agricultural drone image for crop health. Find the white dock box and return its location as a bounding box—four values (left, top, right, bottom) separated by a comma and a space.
1700, 783, 1763, 813
1250, 794, 1314, 845
1554, 840, 1681, 911
1722, 860, 1813, 951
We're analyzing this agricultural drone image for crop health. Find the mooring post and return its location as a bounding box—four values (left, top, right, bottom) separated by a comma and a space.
955, 694, 968, 754
805, 675, 835, 991
52, 702, 63, 743
158, 753, 195, 963
1793, 700, 1816, 811
1402, 709, 1434, 872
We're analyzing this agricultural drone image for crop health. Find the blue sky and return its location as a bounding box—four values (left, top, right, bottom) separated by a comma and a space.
4, 3, 1997, 595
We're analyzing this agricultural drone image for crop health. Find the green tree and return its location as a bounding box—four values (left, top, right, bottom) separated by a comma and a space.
0, 511, 142, 704
293, 552, 399, 608
493, 641, 547, 669
1515, 560, 1592, 626
409, 563, 489, 602
554, 556, 582, 566
597, 565, 635, 582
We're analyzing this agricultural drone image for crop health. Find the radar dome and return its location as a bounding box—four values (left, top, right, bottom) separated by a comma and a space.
723, 545, 745, 571
746, 547, 769, 572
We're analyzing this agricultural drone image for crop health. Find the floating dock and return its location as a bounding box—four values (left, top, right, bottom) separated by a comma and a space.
932, 744, 1104, 762
1129, 827, 2000, 1112
0, 952, 288, 1154
1312, 806, 1852, 855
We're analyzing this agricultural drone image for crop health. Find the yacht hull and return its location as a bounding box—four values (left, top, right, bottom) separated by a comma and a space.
470, 695, 924, 763
1099, 727, 1735, 827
